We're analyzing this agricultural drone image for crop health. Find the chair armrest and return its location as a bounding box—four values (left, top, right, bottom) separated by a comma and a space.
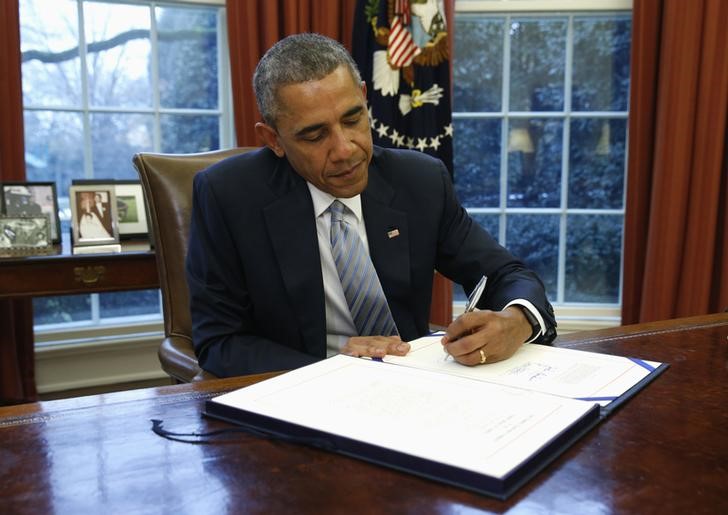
158, 335, 217, 383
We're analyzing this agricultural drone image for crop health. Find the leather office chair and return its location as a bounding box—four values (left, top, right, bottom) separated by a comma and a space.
133, 147, 255, 382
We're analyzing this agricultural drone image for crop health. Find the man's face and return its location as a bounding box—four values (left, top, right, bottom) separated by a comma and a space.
257, 66, 373, 198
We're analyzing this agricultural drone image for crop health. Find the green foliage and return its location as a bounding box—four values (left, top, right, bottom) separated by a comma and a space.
363, 0, 380, 23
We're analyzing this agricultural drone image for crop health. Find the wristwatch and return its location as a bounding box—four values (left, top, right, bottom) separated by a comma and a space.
519, 306, 541, 341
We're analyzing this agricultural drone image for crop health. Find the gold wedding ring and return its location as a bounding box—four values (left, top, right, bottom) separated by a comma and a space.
479, 348, 487, 364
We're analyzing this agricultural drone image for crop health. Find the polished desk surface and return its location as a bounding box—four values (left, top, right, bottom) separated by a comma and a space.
1, 313, 727, 514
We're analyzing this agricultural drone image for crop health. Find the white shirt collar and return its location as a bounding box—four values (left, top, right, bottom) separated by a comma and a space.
307, 182, 363, 223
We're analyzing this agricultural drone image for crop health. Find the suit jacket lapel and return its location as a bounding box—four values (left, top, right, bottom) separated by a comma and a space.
262, 160, 326, 357
362, 163, 411, 300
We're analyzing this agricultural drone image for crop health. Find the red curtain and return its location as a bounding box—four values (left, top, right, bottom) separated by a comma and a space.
0, 0, 37, 404
225, 0, 453, 325
622, 0, 728, 324
226, 0, 357, 148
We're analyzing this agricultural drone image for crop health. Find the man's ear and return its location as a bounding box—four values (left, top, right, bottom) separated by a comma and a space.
255, 122, 285, 157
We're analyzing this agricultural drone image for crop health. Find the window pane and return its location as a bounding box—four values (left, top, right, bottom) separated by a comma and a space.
157, 6, 219, 110
565, 214, 622, 303
453, 118, 501, 207
99, 290, 160, 318
33, 294, 92, 325
507, 118, 562, 207
569, 118, 627, 209
84, 2, 152, 108
20, 0, 81, 107
24, 110, 84, 200
161, 114, 220, 153
509, 18, 567, 111
572, 16, 632, 111
453, 16, 503, 112
506, 214, 559, 300
91, 113, 154, 180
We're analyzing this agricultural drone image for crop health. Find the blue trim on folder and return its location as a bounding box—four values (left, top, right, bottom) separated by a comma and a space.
629, 357, 656, 372
575, 396, 618, 402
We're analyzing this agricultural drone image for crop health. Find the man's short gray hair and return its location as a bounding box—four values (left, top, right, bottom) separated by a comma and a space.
253, 33, 362, 126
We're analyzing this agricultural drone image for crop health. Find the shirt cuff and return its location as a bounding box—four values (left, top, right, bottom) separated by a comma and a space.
503, 299, 546, 343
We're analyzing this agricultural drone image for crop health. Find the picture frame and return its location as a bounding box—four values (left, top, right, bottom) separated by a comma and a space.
0, 215, 52, 254
1, 181, 61, 243
114, 180, 149, 238
72, 179, 150, 239
69, 185, 120, 246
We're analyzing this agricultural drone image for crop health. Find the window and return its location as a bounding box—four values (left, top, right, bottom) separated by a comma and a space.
452, 1, 630, 321
19, 0, 231, 335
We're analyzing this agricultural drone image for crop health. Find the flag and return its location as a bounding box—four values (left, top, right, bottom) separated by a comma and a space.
352, 0, 453, 175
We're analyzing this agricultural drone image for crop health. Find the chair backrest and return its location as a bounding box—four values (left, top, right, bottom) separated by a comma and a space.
132, 147, 255, 382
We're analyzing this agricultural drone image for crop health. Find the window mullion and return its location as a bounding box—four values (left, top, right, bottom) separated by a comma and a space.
150, 2, 162, 152
557, 14, 576, 304
499, 15, 512, 245
217, 8, 234, 148
91, 293, 101, 323
77, 0, 93, 180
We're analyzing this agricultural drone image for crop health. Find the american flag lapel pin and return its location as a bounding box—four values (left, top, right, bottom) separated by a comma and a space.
387, 228, 400, 239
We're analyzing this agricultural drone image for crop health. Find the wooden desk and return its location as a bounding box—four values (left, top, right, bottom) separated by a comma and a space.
0, 236, 159, 403
1, 313, 727, 513
0, 236, 158, 298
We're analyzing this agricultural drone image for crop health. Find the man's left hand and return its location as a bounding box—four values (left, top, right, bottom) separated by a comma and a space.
341, 336, 410, 358
441, 306, 532, 366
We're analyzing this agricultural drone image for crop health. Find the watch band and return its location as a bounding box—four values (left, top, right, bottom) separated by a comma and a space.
519, 306, 541, 341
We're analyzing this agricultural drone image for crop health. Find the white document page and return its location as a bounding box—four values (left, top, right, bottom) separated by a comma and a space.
211, 354, 597, 480
383, 335, 661, 405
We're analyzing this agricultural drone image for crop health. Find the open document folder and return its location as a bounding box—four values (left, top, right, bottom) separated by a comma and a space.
205, 337, 667, 500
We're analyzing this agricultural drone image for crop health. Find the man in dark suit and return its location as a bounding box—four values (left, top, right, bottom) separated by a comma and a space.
186, 33, 556, 377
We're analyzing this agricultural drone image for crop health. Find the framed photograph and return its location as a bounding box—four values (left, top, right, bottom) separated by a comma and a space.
72, 179, 150, 239
114, 180, 149, 238
69, 185, 120, 246
0, 215, 52, 254
1, 182, 61, 243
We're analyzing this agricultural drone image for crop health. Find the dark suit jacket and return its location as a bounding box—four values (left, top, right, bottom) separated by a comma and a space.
186, 146, 556, 377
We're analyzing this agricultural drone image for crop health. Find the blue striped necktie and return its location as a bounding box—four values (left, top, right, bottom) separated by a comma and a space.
329, 200, 398, 336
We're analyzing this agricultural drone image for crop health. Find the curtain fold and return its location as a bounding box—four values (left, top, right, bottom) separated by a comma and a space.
0, 0, 37, 404
226, 0, 356, 147
622, 0, 728, 324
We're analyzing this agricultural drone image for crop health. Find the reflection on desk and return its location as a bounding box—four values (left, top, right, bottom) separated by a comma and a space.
1, 313, 727, 514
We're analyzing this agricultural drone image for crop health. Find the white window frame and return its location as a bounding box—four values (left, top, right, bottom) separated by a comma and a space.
453, 0, 632, 331
22, 0, 231, 391
25, 0, 233, 341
